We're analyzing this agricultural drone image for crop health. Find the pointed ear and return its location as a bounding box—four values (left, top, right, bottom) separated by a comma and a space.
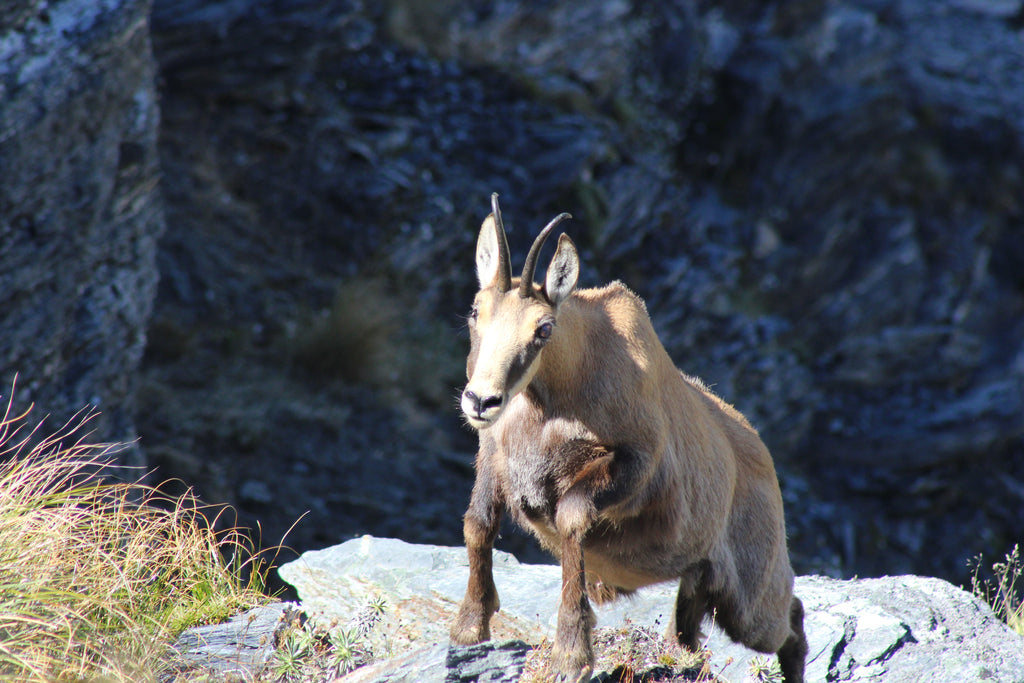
545, 233, 579, 307
475, 213, 501, 288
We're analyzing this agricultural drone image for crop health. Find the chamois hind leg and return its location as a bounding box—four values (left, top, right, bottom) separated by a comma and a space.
711, 583, 805, 683
776, 596, 808, 683
720, 593, 807, 683
669, 579, 709, 652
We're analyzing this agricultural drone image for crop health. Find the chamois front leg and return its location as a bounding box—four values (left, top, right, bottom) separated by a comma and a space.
549, 444, 653, 682
450, 460, 503, 645
550, 452, 618, 683
553, 500, 597, 683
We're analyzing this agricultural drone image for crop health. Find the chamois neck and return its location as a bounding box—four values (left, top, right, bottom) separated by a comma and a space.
527, 293, 604, 412
526, 281, 666, 426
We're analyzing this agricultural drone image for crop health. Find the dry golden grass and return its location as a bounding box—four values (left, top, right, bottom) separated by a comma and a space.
973, 544, 1024, 638
518, 625, 712, 683
0, 388, 267, 682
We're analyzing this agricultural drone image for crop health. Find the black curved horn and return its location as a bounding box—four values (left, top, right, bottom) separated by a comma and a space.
519, 212, 572, 299
491, 193, 513, 292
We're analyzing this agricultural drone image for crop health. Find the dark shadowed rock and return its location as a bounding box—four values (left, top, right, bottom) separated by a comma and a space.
279, 536, 1024, 683
339, 639, 531, 683
0, 0, 163, 464
141, 0, 1023, 588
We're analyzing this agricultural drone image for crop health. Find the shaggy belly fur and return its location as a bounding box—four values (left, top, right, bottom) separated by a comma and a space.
516, 505, 682, 601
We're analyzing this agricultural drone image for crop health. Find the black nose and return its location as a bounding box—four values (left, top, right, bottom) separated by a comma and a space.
464, 390, 502, 415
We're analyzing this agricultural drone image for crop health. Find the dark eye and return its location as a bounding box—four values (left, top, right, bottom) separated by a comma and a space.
468, 305, 479, 322
536, 322, 553, 340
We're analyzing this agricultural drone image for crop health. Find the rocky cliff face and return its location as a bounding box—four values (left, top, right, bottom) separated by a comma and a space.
0, 0, 164, 463
3, 0, 1020, 590
141, 0, 1024, 587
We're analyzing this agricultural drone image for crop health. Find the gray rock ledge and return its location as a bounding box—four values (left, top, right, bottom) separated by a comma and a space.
278, 536, 1024, 683
167, 602, 299, 679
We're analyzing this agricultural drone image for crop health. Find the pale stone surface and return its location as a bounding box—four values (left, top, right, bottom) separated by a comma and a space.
276, 537, 1024, 683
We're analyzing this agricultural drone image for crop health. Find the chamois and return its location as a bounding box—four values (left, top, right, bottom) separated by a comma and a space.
450, 194, 807, 683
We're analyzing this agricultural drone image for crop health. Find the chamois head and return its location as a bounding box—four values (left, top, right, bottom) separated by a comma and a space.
461, 194, 578, 429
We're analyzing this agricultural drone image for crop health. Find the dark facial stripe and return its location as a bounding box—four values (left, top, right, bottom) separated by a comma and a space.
505, 339, 544, 393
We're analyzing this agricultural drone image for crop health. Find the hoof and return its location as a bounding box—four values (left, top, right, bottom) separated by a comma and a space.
450, 592, 499, 646
552, 646, 594, 683
449, 610, 490, 645
554, 664, 593, 683
449, 628, 486, 646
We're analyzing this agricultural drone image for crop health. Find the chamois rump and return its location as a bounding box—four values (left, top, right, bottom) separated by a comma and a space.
450, 194, 807, 683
